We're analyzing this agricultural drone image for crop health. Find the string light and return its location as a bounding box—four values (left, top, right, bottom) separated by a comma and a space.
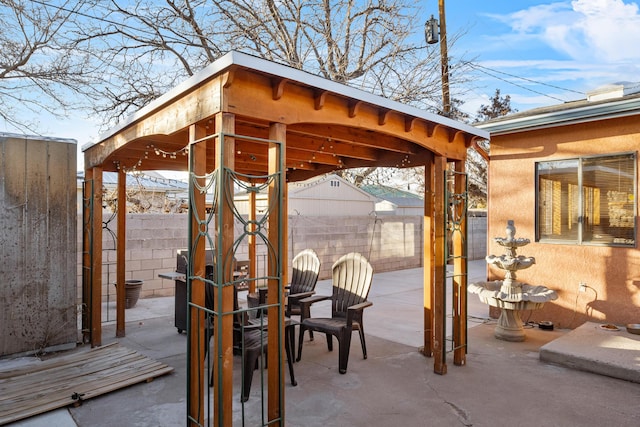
148, 144, 189, 160
112, 143, 189, 172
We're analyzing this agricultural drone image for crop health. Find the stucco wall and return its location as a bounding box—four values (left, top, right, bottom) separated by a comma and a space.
77, 212, 487, 302
487, 116, 640, 328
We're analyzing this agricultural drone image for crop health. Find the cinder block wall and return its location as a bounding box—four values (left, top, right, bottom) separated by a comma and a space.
77, 213, 486, 301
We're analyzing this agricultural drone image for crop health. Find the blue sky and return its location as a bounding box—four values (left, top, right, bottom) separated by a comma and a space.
5, 0, 640, 170
445, 0, 640, 114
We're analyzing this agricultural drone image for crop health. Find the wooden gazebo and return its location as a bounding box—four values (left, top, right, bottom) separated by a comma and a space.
82, 51, 489, 426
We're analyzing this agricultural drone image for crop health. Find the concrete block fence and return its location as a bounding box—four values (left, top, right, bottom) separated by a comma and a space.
77, 213, 486, 302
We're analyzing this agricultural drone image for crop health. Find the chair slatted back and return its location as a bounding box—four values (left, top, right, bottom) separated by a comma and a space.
289, 249, 321, 294
331, 253, 373, 317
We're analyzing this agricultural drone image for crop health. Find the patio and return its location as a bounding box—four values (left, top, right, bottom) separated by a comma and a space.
7, 260, 640, 427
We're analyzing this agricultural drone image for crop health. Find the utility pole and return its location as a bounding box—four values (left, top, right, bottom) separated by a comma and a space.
425, 0, 450, 116
438, 0, 450, 116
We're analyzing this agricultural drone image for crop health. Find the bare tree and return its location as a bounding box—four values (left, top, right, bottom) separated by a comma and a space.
69, 0, 475, 128
0, 0, 97, 132
2, 0, 481, 194
461, 89, 517, 208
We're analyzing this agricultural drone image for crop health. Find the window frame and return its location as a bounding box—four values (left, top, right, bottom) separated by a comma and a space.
535, 151, 637, 247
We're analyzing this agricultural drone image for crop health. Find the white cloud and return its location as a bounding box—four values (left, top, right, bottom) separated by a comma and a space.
570, 0, 640, 61
500, 0, 640, 63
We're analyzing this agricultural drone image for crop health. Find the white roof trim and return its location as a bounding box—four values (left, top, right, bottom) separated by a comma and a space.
1, 132, 77, 144
85, 51, 488, 151
477, 96, 640, 136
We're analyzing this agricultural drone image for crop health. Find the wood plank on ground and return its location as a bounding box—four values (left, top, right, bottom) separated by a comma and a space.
0, 343, 174, 425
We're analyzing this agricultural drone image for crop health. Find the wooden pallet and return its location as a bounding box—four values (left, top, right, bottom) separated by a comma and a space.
0, 343, 174, 425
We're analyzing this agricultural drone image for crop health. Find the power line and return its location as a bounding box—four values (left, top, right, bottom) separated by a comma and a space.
463, 61, 584, 103
28, 0, 192, 45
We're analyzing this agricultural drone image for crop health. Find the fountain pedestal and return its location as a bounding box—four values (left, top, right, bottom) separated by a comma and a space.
469, 220, 557, 342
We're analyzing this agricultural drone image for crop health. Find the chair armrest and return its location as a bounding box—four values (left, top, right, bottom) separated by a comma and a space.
287, 290, 315, 301
285, 291, 315, 317
346, 301, 373, 327
298, 295, 331, 320
298, 294, 330, 305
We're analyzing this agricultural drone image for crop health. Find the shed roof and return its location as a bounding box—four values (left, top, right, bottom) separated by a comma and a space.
360, 184, 423, 207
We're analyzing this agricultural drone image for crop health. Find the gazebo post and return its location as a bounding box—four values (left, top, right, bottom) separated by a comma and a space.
422, 157, 435, 357
187, 124, 207, 426
116, 168, 126, 337
433, 156, 447, 375
452, 160, 467, 366
267, 122, 286, 425
81, 167, 92, 345
214, 113, 236, 426
85, 166, 103, 347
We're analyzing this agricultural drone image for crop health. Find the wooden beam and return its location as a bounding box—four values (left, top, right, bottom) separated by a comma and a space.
188, 124, 207, 427
405, 116, 418, 132
433, 156, 447, 375
272, 78, 288, 100
348, 100, 362, 118
81, 169, 92, 345
268, 122, 286, 425
221, 70, 235, 88
452, 130, 466, 145
90, 166, 102, 347
215, 114, 236, 427
289, 124, 417, 155
422, 158, 434, 357
452, 160, 467, 366
116, 169, 126, 337
378, 108, 391, 126
233, 124, 386, 161
314, 90, 328, 110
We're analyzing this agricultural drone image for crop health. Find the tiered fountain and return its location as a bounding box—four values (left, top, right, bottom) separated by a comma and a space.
469, 220, 557, 341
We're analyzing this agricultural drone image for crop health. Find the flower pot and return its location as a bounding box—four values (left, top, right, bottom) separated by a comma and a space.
125, 279, 144, 309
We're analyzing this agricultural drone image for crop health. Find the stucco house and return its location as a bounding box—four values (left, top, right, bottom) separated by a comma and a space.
477, 82, 639, 328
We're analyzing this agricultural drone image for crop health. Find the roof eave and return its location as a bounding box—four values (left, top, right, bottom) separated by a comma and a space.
476, 96, 640, 136
84, 51, 488, 151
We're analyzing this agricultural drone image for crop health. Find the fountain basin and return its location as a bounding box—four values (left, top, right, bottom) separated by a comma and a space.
486, 254, 535, 271
470, 220, 559, 341
469, 280, 558, 341
494, 237, 530, 248
469, 281, 557, 305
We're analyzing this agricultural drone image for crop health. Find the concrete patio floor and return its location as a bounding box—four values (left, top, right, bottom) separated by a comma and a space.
6, 260, 640, 426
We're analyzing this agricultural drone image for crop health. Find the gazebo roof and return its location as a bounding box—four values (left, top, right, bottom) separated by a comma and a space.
83, 51, 488, 182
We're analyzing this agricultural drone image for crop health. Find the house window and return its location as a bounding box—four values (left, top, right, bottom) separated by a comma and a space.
536, 152, 636, 246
